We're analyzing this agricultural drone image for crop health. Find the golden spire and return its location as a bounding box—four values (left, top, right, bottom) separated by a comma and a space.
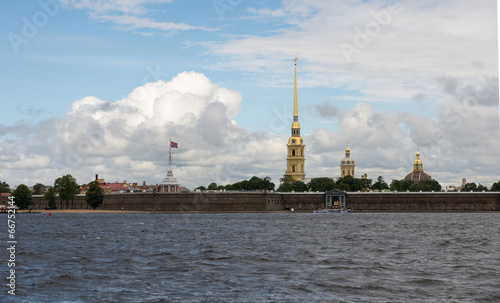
413, 147, 423, 172
293, 57, 298, 118
292, 58, 300, 130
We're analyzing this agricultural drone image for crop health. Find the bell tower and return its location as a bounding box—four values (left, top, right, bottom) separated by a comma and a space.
340, 145, 355, 178
286, 58, 305, 181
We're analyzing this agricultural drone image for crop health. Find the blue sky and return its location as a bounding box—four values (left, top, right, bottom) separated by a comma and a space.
0, 0, 498, 189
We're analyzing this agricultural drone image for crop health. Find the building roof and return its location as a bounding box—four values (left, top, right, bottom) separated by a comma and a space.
404, 171, 432, 183
100, 182, 130, 192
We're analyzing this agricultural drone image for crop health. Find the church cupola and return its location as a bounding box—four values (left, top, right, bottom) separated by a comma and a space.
404, 148, 432, 183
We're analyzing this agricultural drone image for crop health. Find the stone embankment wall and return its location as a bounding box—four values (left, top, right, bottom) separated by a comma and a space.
8, 192, 500, 211
347, 192, 500, 211
28, 192, 285, 211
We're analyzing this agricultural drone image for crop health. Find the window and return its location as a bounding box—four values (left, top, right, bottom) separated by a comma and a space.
292, 166, 295, 172
292, 150, 296, 156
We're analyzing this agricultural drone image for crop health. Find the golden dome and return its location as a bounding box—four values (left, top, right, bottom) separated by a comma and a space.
406, 148, 429, 181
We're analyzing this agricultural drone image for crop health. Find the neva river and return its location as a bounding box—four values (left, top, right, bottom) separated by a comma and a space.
2, 212, 500, 302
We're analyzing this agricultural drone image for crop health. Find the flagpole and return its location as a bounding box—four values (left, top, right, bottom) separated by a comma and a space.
169, 138, 172, 170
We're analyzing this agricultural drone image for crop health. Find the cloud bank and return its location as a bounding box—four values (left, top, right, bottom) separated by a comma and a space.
1, 70, 498, 189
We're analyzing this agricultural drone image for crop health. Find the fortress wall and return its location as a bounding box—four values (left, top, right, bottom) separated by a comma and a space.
14, 192, 500, 212
28, 192, 282, 211
347, 192, 500, 211
280, 193, 324, 211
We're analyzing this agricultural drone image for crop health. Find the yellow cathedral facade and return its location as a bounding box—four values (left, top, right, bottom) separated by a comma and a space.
286, 58, 305, 181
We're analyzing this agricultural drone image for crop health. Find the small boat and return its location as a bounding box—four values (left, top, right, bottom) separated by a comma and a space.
314, 208, 352, 213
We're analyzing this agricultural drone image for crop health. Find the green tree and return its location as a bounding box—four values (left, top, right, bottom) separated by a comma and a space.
360, 178, 373, 191
195, 186, 206, 191
263, 178, 275, 191
54, 175, 79, 209
291, 181, 308, 192
13, 184, 32, 209
0, 181, 10, 193
426, 180, 442, 192
277, 182, 292, 192
308, 177, 336, 192
207, 182, 218, 190
372, 176, 389, 191
277, 175, 294, 192
390, 179, 414, 191
337, 182, 351, 192
462, 183, 475, 192
246, 176, 275, 191
390, 179, 404, 191
491, 180, 500, 191
85, 181, 104, 210
43, 186, 57, 209
32, 183, 44, 195
226, 176, 275, 191
336, 175, 365, 192
476, 184, 488, 191
408, 179, 442, 192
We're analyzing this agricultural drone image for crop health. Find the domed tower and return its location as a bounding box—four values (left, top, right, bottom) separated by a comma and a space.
340, 145, 355, 178
404, 148, 432, 183
285, 58, 305, 181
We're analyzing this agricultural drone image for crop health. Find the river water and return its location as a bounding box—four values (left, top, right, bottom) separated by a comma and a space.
2, 212, 500, 302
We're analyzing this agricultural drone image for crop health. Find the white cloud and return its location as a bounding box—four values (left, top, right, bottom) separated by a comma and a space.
0, 70, 498, 189
204, 0, 497, 103
60, 0, 214, 34
0, 72, 285, 189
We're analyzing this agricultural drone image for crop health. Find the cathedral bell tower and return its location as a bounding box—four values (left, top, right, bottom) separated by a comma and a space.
286, 58, 305, 181
340, 145, 355, 178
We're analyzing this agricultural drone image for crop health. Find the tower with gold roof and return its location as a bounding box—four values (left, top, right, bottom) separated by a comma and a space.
340, 145, 355, 178
285, 58, 305, 181
404, 148, 432, 183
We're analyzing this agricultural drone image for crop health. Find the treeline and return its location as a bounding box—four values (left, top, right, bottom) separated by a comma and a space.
196, 176, 275, 191
278, 175, 443, 192
278, 176, 500, 193
0, 175, 103, 209
278, 175, 373, 192
195, 175, 500, 193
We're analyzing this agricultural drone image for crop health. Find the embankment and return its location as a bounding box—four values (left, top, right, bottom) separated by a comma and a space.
3, 191, 499, 212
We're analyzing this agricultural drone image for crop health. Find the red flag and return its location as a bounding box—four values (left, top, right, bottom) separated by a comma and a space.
170, 141, 178, 148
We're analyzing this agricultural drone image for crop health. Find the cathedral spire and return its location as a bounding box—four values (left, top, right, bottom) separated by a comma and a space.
286, 57, 305, 181
293, 57, 298, 119
291, 58, 300, 136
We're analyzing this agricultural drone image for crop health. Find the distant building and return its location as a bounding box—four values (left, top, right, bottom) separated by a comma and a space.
404, 149, 432, 183
81, 174, 130, 194
340, 145, 355, 178
285, 58, 306, 182
160, 169, 179, 193
160, 139, 180, 193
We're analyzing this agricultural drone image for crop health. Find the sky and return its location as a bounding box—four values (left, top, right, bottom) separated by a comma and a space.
0, 0, 499, 190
